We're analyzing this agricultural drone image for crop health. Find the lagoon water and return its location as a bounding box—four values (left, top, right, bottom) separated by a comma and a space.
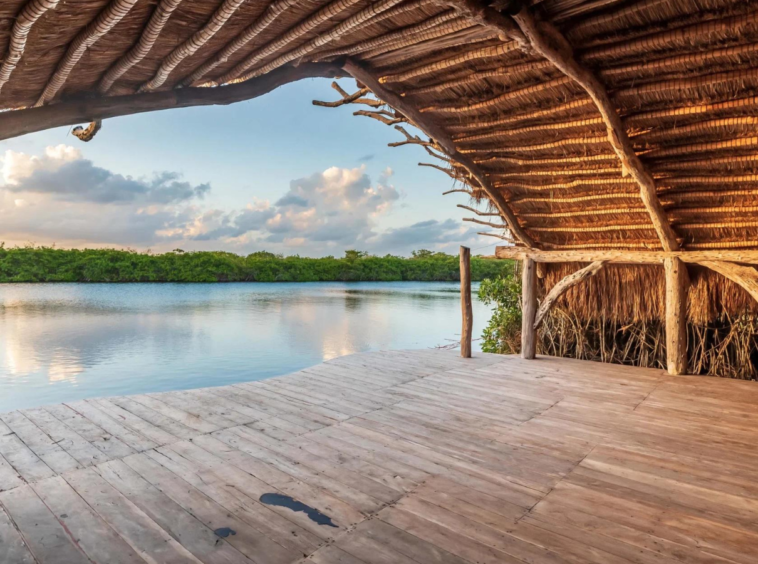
0, 282, 491, 412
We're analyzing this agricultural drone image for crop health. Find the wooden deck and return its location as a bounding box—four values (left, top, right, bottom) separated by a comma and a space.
1, 350, 757, 564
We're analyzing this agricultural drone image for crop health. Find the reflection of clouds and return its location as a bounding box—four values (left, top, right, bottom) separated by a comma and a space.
0, 306, 197, 382
4, 334, 40, 377
0, 282, 490, 412
47, 352, 83, 383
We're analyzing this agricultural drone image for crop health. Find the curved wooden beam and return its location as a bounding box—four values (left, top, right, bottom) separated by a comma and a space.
0, 63, 342, 141
511, 7, 678, 252
700, 261, 758, 303
342, 58, 534, 248
534, 261, 605, 329
438, 0, 527, 47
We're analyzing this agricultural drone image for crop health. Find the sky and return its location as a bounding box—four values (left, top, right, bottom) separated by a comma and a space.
0, 77, 500, 257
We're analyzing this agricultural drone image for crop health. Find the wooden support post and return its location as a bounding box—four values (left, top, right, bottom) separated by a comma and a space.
521, 257, 537, 359
460, 246, 473, 359
664, 257, 689, 375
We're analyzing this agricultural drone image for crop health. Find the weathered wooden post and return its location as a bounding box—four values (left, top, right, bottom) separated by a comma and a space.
460, 246, 472, 358
521, 257, 537, 359
664, 257, 689, 375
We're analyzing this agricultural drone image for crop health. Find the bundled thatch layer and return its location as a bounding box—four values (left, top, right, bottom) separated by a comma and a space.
0, 0, 755, 253
539, 263, 758, 378
542, 262, 758, 325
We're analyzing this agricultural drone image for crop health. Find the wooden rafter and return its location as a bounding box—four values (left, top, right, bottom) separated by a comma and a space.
217, 0, 366, 86
35, 0, 139, 106
98, 0, 184, 93
440, 0, 528, 47
140, 0, 248, 91
0, 0, 60, 94
180, 0, 297, 87
510, 6, 680, 251
0, 63, 341, 142
238, 0, 409, 82
342, 58, 534, 248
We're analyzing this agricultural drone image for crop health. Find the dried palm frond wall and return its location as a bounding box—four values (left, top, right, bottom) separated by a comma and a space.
537, 264, 758, 379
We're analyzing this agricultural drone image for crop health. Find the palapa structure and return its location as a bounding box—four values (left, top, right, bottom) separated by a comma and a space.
1, 0, 758, 376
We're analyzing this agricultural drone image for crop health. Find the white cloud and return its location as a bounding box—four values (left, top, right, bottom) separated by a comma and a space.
2, 144, 81, 185
0, 146, 498, 255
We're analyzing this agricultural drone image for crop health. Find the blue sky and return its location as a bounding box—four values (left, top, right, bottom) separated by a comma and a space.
0, 77, 498, 257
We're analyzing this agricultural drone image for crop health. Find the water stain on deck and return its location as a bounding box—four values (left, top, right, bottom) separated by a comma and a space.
214, 527, 236, 538
259, 493, 338, 527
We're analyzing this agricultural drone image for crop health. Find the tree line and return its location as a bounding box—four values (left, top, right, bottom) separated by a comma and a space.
0, 246, 511, 283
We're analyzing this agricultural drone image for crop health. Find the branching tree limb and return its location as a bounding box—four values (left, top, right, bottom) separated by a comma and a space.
457, 204, 500, 216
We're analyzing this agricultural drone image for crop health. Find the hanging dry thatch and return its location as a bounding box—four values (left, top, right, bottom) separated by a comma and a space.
0, 0, 757, 376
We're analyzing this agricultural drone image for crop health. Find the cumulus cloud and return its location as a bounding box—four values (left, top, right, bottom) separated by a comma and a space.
186, 165, 399, 248
4, 145, 209, 204
0, 146, 494, 255
366, 219, 482, 255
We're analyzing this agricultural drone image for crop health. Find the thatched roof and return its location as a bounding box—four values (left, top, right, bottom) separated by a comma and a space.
0, 0, 756, 253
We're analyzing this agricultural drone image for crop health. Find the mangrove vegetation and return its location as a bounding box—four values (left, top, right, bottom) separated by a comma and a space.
0, 245, 511, 283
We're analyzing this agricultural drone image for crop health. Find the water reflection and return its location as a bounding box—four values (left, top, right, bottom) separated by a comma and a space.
0, 282, 490, 412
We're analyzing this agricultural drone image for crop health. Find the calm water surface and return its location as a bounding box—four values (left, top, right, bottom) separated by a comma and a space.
0, 282, 490, 412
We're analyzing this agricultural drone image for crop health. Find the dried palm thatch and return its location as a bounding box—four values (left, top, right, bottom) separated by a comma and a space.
1, 0, 757, 376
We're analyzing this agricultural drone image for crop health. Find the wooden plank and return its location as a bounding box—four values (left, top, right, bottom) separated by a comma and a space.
0, 420, 55, 482
0, 411, 81, 474
88, 398, 181, 445
85, 462, 247, 564
62, 468, 202, 564
0, 484, 91, 564
0, 502, 35, 563
31, 475, 147, 564
165, 435, 344, 541
44, 404, 135, 459
21, 408, 111, 467
108, 397, 203, 440
0, 453, 24, 492
122, 452, 301, 564
127, 395, 220, 433
309, 544, 368, 564
64, 400, 159, 451
144, 443, 321, 555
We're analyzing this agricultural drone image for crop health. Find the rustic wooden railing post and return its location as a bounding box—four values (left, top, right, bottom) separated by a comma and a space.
521, 257, 537, 359
460, 246, 473, 358
664, 257, 689, 375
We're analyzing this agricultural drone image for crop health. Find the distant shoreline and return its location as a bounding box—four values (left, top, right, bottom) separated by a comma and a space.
0, 247, 512, 283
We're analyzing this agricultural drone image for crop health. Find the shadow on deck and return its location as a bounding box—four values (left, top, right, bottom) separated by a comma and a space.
1, 350, 756, 563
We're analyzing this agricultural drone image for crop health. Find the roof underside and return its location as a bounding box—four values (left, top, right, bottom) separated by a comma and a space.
1, 0, 756, 251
